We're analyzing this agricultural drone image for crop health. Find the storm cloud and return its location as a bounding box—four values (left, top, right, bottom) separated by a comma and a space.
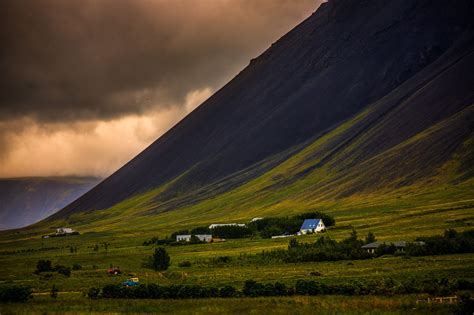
0, 0, 320, 177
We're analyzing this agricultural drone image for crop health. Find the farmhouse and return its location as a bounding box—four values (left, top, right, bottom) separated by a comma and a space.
176, 234, 213, 243
195, 234, 213, 242
298, 219, 326, 235
208, 223, 246, 229
361, 241, 425, 254
56, 227, 75, 235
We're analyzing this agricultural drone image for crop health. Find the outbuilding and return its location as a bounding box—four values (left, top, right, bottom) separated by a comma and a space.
361, 241, 425, 254
208, 223, 246, 229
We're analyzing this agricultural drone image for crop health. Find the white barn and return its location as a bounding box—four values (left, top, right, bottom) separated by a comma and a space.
56, 227, 74, 234
176, 234, 213, 243
208, 223, 246, 229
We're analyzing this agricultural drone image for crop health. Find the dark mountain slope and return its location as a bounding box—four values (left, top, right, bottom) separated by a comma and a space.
123, 34, 474, 215
53, 0, 473, 219
0, 177, 100, 230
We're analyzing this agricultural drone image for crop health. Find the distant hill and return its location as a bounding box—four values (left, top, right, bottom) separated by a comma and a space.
43, 0, 473, 236
0, 177, 100, 230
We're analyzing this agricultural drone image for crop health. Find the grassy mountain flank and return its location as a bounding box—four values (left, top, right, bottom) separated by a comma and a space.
33, 32, 474, 240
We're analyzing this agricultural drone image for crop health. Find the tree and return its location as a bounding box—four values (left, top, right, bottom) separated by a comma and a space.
151, 247, 170, 271
365, 232, 376, 244
50, 285, 58, 299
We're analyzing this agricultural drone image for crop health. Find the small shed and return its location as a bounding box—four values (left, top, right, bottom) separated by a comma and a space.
299, 219, 325, 235
361, 241, 425, 253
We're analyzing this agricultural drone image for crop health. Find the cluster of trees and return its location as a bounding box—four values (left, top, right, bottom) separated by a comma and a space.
143, 211, 336, 246
294, 278, 474, 296
255, 230, 372, 263
406, 229, 474, 256
34, 260, 71, 277
87, 277, 474, 300
249, 211, 335, 238
252, 229, 474, 264
0, 285, 32, 302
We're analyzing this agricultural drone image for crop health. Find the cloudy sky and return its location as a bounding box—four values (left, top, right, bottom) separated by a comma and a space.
0, 0, 321, 178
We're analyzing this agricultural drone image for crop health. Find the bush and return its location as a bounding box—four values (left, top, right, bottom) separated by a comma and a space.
87, 287, 101, 299
0, 285, 32, 302
50, 284, 58, 299
72, 263, 82, 270
36, 259, 53, 273
219, 285, 237, 297
178, 261, 191, 267
55, 265, 71, 277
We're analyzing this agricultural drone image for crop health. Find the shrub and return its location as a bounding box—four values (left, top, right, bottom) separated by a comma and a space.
0, 285, 32, 302
72, 263, 82, 270
178, 261, 191, 267
219, 285, 237, 297
55, 265, 71, 277
36, 259, 53, 273
87, 287, 101, 299
102, 284, 124, 298
50, 284, 58, 299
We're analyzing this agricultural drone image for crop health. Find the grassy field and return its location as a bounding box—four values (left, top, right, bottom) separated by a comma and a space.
0, 224, 473, 313
0, 294, 461, 314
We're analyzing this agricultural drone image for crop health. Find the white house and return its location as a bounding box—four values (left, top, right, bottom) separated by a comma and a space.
250, 217, 263, 223
298, 219, 325, 235
195, 234, 213, 242
56, 227, 74, 235
208, 223, 246, 229
176, 235, 192, 242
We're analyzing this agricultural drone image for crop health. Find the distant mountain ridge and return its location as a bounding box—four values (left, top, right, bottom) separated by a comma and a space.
0, 177, 100, 230
48, 0, 473, 229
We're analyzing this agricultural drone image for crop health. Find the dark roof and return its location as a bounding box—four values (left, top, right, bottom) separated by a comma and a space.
300, 219, 322, 230
361, 241, 425, 249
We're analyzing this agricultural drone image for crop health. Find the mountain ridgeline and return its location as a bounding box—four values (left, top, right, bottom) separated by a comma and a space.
51, 0, 474, 224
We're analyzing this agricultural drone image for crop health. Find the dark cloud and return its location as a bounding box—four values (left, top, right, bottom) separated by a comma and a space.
0, 0, 320, 123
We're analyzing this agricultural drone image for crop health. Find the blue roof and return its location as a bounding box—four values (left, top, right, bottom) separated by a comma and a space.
300, 219, 321, 230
